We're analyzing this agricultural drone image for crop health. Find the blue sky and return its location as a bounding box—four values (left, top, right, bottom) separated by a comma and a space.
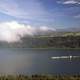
0, 0, 80, 29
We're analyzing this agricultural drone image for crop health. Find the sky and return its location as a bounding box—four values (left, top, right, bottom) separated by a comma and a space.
0, 0, 80, 28
0, 0, 80, 42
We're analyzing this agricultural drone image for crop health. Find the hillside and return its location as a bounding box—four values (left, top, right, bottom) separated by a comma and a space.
0, 32, 80, 48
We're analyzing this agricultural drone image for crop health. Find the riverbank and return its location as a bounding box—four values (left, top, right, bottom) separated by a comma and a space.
1, 47, 80, 50
0, 74, 80, 80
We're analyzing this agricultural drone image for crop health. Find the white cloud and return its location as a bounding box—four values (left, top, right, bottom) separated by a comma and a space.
0, 21, 34, 42
57, 0, 80, 5
40, 26, 56, 31
0, 21, 56, 42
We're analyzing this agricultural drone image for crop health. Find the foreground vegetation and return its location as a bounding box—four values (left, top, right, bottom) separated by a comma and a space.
0, 74, 80, 80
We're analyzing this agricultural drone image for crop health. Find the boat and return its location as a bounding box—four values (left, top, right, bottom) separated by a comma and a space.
51, 55, 80, 60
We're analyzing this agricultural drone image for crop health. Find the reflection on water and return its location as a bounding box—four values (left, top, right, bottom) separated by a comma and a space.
0, 48, 80, 74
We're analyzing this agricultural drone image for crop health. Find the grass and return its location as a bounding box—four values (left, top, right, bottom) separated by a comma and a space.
0, 74, 80, 80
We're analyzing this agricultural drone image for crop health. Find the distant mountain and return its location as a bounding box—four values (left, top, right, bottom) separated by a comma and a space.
0, 27, 80, 48
57, 27, 80, 32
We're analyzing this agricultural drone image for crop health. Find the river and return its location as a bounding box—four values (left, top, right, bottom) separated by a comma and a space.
0, 48, 80, 75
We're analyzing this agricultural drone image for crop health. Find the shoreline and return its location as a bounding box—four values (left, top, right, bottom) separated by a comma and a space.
1, 47, 80, 50
0, 74, 80, 80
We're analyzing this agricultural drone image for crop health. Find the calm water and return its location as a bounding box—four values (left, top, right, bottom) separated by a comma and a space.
0, 48, 80, 75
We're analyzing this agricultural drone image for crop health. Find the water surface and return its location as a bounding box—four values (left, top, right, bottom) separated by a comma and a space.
0, 48, 80, 75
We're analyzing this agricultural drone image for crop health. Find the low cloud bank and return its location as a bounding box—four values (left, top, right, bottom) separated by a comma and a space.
0, 21, 56, 42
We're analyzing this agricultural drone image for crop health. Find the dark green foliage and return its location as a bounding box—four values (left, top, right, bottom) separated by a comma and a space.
47, 36, 80, 48
20, 36, 80, 48
1, 36, 80, 48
